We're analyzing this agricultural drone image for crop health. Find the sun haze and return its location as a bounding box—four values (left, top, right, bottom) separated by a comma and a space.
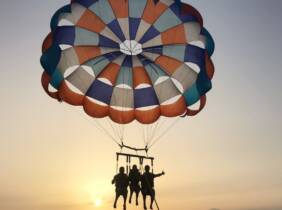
94, 198, 102, 207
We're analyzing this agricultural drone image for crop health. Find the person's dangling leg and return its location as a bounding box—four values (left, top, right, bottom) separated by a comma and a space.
142, 193, 147, 210
114, 192, 120, 209
150, 190, 155, 209
129, 187, 133, 204
136, 188, 140, 206
123, 191, 128, 210
149, 196, 153, 210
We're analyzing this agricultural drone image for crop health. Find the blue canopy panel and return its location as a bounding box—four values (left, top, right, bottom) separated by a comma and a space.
53, 26, 119, 48
129, 18, 141, 40
86, 79, 113, 105
108, 19, 126, 41
72, 0, 98, 8
134, 87, 159, 108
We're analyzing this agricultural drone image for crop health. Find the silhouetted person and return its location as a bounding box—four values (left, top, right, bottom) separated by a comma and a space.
112, 167, 129, 210
141, 165, 165, 210
128, 165, 141, 205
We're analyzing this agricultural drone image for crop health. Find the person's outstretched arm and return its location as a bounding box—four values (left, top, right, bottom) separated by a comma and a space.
154, 171, 165, 178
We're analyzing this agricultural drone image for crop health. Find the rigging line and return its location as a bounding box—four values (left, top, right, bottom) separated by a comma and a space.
139, 123, 146, 148
145, 125, 149, 145
141, 125, 144, 146
144, 125, 148, 147
146, 124, 154, 146
148, 120, 163, 146
67, 105, 121, 146
153, 117, 176, 146
114, 120, 123, 141
117, 121, 124, 143
147, 120, 160, 145
121, 122, 126, 142
143, 127, 147, 147
147, 123, 151, 145
148, 121, 156, 145
107, 118, 122, 141
113, 117, 122, 143
91, 118, 121, 145
112, 119, 123, 142
106, 118, 117, 139
148, 117, 181, 149
147, 116, 167, 146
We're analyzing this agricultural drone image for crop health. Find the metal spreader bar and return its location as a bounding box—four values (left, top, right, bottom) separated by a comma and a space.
116, 152, 154, 161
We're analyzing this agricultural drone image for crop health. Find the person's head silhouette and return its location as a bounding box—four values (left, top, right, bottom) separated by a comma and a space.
119, 167, 125, 174
144, 165, 150, 173
132, 164, 138, 171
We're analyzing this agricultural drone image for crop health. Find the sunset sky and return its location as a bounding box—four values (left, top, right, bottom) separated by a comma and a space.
1, 0, 282, 210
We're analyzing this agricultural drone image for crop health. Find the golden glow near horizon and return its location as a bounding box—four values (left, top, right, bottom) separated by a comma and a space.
83, 180, 112, 209
94, 198, 102, 207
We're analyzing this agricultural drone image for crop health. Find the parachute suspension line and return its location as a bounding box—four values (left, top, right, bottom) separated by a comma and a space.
147, 125, 152, 146
118, 124, 124, 144
106, 118, 120, 140
139, 124, 147, 148
116, 153, 119, 174
146, 117, 167, 147
152, 119, 163, 141
106, 118, 125, 145
146, 126, 149, 145
126, 155, 129, 175
149, 123, 156, 142
121, 124, 125, 142
89, 117, 121, 145
143, 126, 148, 147
66, 104, 121, 147
148, 117, 181, 149
147, 119, 162, 146
139, 156, 144, 173
129, 156, 131, 172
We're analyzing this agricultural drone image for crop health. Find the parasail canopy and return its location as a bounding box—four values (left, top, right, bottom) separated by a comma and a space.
41, 0, 214, 129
